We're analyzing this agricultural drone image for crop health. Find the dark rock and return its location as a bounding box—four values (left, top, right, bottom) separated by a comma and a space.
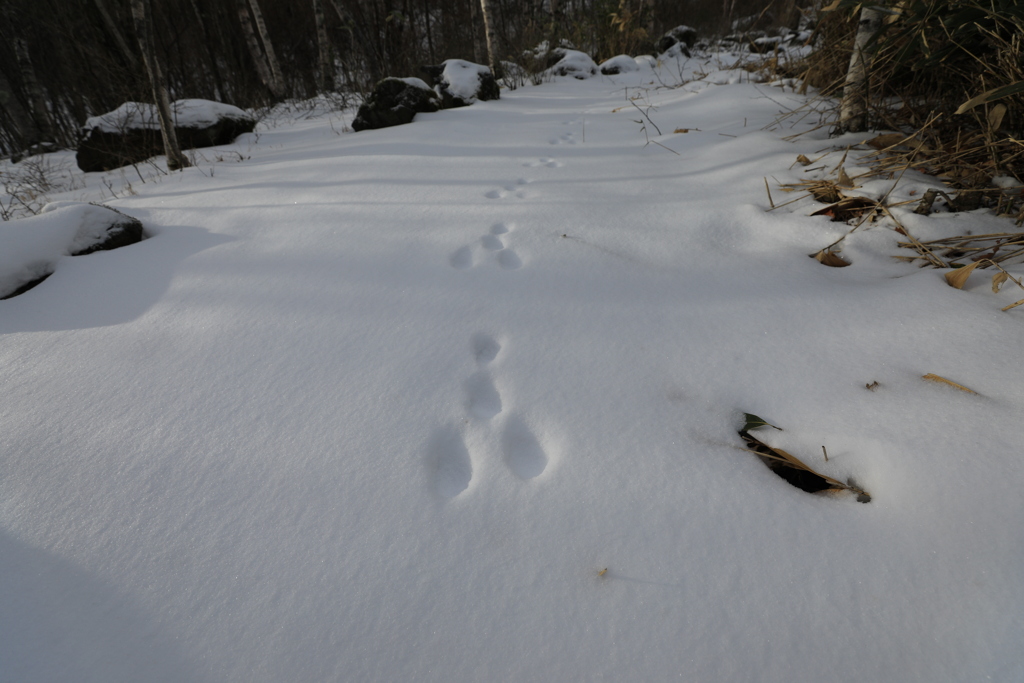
351, 78, 441, 132
0, 202, 144, 300
76, 100, 256, 173
0, 273, 51, 300
657, 25, 698, 55
421, 60, 500, 109
70, 204, 144, 256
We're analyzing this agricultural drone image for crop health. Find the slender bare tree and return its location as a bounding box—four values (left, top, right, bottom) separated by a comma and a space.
479, 0, 501, 77
92, 0, 139, 72
0, 67, 39, 150
248, 0, 286, 95
236, 0, 286, 99
1, 2, 56, 144
468, 0, 486, 65
129, 0, 189, 170
313, 0, 334, 91
839, 6, 883, 132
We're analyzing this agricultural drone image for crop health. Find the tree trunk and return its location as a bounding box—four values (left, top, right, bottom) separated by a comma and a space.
0, 66, 39, 150
468, 0, 485, 65
248, 0, 286, 98
422, 0, 435, 64
189, 0, 227, 101
839, 6, 883, 133
8, 21, 55, 143
92, 0, 139, 72
130, 0, 189, 171
236, 0, 285, 99
313, 0, 334, 91
326, 0, 381, 82
479, 0, 501, 77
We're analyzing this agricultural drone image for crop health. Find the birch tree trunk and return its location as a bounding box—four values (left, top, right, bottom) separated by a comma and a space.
839, 6, 883, 133
468, 0, 486, 65
247, 0, 286, 97
130, 0, 189, 170
236, 0, 285, 99
313, 0, 334, 91
479, 0, 501, 78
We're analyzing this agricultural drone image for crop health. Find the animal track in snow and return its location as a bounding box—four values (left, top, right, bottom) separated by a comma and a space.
449, 222, 522, 271
472, 332, 501, 365
428, 334, 554, 498
502, 416, 549, 480
466, 371, 502, 420
523, 157, 563, 168
429, 426, 473, 499
497, 249, 522, 270
486, 183, 527, 200
549, 132, 578, 145
450, 245, 473, 269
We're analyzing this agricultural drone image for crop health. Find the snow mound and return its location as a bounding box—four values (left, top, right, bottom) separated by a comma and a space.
548, 50, 598, 79
0, 202, 141, 298
396, 77, 432, 91
82, 99, 251, 134
599, 55, 641, 75
436, 60, 492, 102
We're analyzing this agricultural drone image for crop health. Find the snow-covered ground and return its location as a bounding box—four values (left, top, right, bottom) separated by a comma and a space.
2, 54, 1022, 681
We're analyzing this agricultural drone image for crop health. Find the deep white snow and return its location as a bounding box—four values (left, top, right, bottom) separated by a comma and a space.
2, 53, 1022, 682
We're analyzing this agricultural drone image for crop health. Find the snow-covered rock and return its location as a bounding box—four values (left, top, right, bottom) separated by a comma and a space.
657, 25, 698, 55
0, 202, 142, 298
351, 78, 441, 132
76, 99, 256, 173
548, 50, 598, 79
421, 60, 500, 108
599, 55, 642, 75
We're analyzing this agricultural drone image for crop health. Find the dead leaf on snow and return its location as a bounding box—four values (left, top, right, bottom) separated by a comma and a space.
837, 167, 854, 187
865, 133, 906, 149
944, 261, 982, 289
992, 271, 1009, 293
812, 250, 851, 267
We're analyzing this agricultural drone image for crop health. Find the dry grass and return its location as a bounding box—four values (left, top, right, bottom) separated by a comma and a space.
739, 428, 871, 503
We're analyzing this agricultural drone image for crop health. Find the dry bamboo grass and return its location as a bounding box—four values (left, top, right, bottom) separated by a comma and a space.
922, 374, 978, 395
739, 429, 871, 503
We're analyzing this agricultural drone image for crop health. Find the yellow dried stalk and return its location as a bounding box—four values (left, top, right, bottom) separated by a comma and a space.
922, 373, 978, 394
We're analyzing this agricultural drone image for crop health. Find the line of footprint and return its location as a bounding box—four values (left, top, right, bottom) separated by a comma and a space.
449, 221, 522, 271
431, 333, 550, 499
484, 177, 529, 200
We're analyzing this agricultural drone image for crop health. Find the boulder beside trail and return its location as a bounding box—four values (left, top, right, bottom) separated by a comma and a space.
599, 55, 642, 76
547, 50, 598, 79
351, 78, 441, 132
0, 202, 144, 299
76, 99, 256, 173
420, 60, 500, 109
657, 25, 698, 56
